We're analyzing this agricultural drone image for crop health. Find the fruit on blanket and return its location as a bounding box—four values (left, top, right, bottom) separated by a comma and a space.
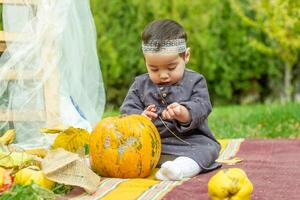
0, 167, 13, 192
90, 114, 161, 178
208, 168, 253, 200
25, 148, 48, 158
51, 127, 90, 153
0, 129, 16, 145
0, 167, 5, 186
14, 166, 55, 189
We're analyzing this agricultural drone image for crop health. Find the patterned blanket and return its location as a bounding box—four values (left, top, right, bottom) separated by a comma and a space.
59, 139, 244, 200
162, 139, 300, 200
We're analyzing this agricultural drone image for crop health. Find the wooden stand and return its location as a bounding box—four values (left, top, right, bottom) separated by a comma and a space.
0, 0, 60, 127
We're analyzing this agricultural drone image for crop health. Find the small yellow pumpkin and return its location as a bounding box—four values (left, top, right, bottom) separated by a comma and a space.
90, 115, 161, 178
14, 166, 55, 189
208, 168, 253, 200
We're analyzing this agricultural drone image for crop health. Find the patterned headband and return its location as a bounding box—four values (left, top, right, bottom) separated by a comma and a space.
142, 39, 187, 54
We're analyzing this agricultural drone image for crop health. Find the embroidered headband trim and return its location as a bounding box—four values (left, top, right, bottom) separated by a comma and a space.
142, 39, 186, 54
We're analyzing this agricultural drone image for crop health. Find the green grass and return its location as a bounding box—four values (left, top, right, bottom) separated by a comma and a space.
102, 110, 120, 118
103, 103, 300, 139
208, 103, 300, 139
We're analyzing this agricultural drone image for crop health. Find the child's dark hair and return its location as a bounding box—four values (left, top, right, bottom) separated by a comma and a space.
142, 19, 187, 57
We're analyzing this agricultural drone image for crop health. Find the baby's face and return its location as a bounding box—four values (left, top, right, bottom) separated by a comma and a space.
144, 49, 190, 85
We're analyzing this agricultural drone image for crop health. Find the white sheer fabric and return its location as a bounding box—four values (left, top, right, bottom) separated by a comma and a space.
0, 0, 105, 148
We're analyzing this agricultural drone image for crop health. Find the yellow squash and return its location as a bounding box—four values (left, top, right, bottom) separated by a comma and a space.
14, 166, 55, 189
208, 168, 253, 200
90, 115, 161, 178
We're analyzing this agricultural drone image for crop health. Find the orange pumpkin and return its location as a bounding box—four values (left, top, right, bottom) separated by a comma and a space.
90, 114, 161, 178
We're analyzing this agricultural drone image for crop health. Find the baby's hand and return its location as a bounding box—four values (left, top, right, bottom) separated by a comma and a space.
142, 104, 158, 120
162, 102, 191, 124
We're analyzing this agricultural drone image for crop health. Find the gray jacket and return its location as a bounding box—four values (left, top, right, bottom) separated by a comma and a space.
121, 69, 221, 171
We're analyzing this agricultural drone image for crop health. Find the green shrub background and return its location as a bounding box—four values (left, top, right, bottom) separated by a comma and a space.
90, 0, 292, 108
1, 1, 299, 108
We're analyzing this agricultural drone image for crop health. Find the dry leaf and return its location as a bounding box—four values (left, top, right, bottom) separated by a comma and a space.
51, 127, 90, 153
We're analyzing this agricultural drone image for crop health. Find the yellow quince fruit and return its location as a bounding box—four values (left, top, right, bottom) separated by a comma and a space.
208, 168, 253, 200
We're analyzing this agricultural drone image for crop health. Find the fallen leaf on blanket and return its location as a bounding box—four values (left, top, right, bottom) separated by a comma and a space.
216, 157, 243, 165
25, 148, 49, 158
40, 126, 67, 134
0, 129, 16, 145
0, 151, 34, 168
51, 127, 90, 153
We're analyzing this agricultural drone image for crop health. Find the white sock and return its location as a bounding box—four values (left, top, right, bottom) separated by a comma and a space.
173, 157, 201, 177
156, 161, 183, 180
155, 156, 201, 181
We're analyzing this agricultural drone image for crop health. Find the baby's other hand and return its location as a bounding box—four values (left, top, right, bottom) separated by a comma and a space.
142, 104, 158, 120
162, 102, 191, 123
